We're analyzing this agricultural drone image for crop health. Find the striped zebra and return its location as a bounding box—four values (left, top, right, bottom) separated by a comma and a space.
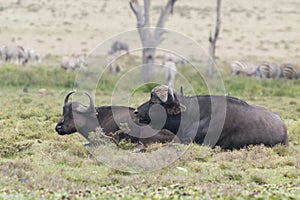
3, 45, 28, 65
230, 61, 258, 77
106, 54, 122, 75
163, 61, 177, 86
25, 48, 42, 65
280, 63, 299, 79
163, 53, 186, 65
61, 54, 88, 70
0, 46, 7, 61
255, 62, 281, 79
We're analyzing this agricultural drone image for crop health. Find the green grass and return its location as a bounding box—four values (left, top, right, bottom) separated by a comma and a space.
0, 65, 300, 199
0, 65, 76, 89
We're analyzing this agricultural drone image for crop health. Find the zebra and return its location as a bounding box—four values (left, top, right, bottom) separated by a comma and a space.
0, 46, 7, 62
25, 48, 42, 65
163, 52, 186, 65
255, 62, 281, 79
109, 41, 129, 55
230, 60, 258, 77
3, 45, 28, 65
163, 61, 177, 86
280, 63, 299, 79
61, 54, 88, 70
106, 54, 122, 75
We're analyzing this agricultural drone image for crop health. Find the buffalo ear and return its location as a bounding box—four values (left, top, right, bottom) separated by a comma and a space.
180, 103, 186, 112
166, 102, 186, 115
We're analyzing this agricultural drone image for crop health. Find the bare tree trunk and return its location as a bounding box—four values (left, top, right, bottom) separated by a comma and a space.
130, 0, 177, 82
142, 48, 155, 81
208, 0, 221, 77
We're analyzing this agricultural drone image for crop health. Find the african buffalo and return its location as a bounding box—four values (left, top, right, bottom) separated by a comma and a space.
134, 85, 288, 149
55, 91, 177, 145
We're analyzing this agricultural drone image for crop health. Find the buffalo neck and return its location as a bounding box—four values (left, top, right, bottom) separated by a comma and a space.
77, 113, 99, 140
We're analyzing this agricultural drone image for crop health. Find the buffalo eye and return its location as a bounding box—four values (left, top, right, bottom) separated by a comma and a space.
149, 101, 158, 107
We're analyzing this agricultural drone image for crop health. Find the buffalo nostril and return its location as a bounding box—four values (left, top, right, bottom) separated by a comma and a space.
134, 109, 138, 115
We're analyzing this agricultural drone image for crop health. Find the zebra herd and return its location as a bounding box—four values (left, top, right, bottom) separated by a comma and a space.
231, 61, 300, 80
8, 42, 296, 83
0, 41, 184, 83
104, 41, 131, 74
0, 45, 42, 65
61, 41, 128, 72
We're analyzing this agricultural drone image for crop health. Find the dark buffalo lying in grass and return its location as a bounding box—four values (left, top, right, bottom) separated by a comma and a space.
55, 91, 176, 145
134, 85, 288, 149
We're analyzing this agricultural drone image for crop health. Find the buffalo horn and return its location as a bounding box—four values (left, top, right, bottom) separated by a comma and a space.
180, 86, 184, 96
75, 92, 95, 113
167, 83, 174, 103
64, 91, 75, 104
85, 92, 95, 113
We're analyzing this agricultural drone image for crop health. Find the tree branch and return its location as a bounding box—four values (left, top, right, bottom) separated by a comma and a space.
154, 0, 177, 44
209, 31, 212, 43
156, 0, 176, 28
144, 0, 150, 27
130, 0, 154, 46
129, 0, 144, 28
212, 0, 221, 43
208, 0, 222, 77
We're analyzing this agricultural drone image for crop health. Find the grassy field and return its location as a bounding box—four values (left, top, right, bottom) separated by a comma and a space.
0, 65, 300, 199
1, 0, 300, 199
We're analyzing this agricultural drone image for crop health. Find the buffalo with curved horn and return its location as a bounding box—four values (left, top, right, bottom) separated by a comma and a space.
134, 85, 288, 149
55, 91, 177, 145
